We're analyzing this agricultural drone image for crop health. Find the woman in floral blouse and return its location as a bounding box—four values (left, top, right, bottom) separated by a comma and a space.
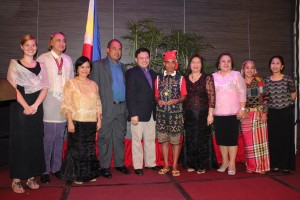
240, 60, 270, 174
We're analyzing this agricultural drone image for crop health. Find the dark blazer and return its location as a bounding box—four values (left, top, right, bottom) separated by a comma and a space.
125, 66, 157, 122
90, 56, 127, 117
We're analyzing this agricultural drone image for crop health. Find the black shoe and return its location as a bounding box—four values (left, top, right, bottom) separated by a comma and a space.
115, 166, 130, 174
53, 171, 62, 179
134, 169, 143, 176
282, 169, 291, 174
40, 174, 51, 183
145, 166, 161, 171
100, 168, 112, 178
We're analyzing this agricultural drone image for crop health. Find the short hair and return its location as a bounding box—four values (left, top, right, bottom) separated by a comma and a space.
215, 52, 235, 69
74, 56, 92, 76
20, 34, 37, 46
135, 48, 150, 58
268, 55, 285, 72
48, 32, 66, 51
107, 39, 122, 49
187, 53, 204, 74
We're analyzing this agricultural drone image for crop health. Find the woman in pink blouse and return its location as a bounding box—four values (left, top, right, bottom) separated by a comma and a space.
212, 53, 246, 175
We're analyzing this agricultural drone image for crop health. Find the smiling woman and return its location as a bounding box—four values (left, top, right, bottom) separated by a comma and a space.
60, 56, 102, 184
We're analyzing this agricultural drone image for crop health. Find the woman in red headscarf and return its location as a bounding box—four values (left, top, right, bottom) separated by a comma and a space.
240, 59, 270, 174
155, 50, 187, 176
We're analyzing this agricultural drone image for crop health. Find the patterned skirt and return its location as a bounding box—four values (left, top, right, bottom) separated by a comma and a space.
241, 111, 270, 173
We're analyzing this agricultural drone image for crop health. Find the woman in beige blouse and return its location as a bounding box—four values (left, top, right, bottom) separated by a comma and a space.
61, 56, 102, 184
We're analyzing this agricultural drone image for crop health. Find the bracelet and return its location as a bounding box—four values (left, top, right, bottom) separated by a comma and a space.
208, 113, 213, 116
241, 107, 245, 111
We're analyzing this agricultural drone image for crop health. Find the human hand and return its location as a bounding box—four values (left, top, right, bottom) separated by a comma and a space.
131, 116, 139, 125
158, 100, 166, 106
261, 113, 267, 123
166, 99, 179, 106
237, 109, 246, 120
96, 120, 102, 131
23, 105, 35, 115
68, 122, 75, 133
207, 115, 214, 126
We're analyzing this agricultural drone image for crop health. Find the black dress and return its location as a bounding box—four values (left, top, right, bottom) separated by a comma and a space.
183, 74, 215, 170
9, 62, 46, 179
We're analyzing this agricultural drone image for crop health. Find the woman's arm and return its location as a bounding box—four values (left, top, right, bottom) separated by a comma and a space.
31, 88, 48, 114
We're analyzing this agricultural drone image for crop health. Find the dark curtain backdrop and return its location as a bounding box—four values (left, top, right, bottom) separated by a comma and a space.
0, 0, 295, 78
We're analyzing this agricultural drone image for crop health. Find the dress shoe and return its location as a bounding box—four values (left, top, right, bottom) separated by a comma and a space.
145, 166, 161, 171
282, 169, 290, 174
53, 171, 62, 179
100, 168, 112, 178
228, 170, 236, 176
115, 166, 130, 174
217, 164, 229, 172
40, 174, 51, 183
134, 169, 143, 176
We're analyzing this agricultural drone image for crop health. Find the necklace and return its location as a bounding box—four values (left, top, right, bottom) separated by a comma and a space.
191, 73, 201, 79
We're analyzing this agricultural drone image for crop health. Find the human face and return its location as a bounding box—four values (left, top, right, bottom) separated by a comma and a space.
190, 57, 202, 73
21, 39, 37, 57
270, 58, 283, 74
135, 51, 150, 69
164, 59, 176, 74
51, 34, 66, 55
106, 41, 122, 63
218, 55, 232, 73
243, 61, 255, 79
77, 61, 91, 78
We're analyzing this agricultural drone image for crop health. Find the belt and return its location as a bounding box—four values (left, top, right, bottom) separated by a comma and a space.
113, 101, 125, 104
246, 106, 263, 112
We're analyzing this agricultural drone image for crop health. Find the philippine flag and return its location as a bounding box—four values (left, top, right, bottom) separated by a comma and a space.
82, 0, 101, 62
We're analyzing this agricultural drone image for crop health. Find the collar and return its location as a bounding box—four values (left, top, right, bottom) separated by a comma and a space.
163, 70, 176, 76
140, 66, 150, 72
108, 56, 120, 66
50, 50, 61, 59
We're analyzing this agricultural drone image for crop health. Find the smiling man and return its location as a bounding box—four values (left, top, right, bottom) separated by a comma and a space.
125, 48, 160, 175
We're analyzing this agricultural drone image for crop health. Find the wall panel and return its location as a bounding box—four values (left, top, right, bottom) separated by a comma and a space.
0, 0, 295, 78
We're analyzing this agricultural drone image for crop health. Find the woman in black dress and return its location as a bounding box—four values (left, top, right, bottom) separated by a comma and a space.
7, 35, 49, 193
183, 54, 215, 174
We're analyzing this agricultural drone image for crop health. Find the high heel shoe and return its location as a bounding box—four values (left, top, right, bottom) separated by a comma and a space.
217, 164, 229, 172
228, 170, 236, 176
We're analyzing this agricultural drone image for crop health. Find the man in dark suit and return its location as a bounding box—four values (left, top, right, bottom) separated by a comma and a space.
90, 39, 129, 178
125, 48, 160, 175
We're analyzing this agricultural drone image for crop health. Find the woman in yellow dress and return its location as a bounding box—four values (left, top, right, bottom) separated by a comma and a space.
61, 56, 102, 184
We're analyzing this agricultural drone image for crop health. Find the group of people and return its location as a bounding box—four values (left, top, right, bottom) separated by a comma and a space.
7, 33, 297, 194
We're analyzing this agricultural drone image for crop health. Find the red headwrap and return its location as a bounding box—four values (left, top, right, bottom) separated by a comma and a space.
164, 50, 179, 70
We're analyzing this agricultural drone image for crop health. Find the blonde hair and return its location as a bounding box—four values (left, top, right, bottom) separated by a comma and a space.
20, 34, 37, 46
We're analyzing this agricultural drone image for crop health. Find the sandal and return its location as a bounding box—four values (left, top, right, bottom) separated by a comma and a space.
187, 168, 195, 172
26, 178, 39, 189
74, 181, 83, 184
89, 178, 96, 182
12, 181, 25, 193
158, 168, 170, 175
197, 169, 206, 174
172, 170, 180, 176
